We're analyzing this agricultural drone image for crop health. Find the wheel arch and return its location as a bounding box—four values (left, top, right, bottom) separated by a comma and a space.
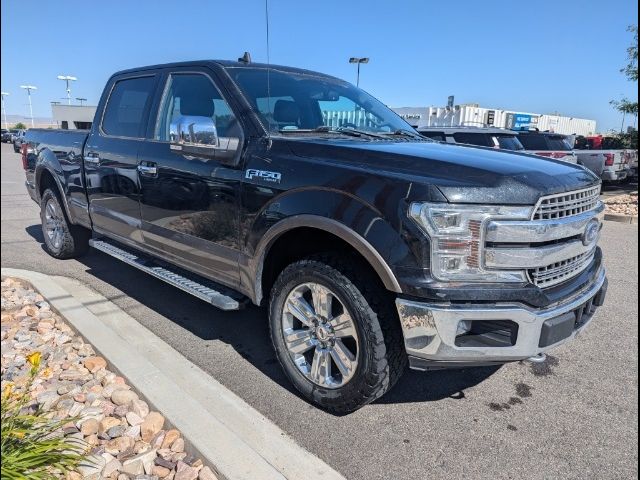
251, 215, 402, 305
35, 160, 75, 225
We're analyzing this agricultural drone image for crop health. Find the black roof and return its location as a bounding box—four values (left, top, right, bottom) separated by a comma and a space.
516, 129, 569, 137
112, 59, 339, 81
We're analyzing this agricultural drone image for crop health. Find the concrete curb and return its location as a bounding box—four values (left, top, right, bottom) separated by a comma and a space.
604, 213, 638, 224
1, 268, 346, 480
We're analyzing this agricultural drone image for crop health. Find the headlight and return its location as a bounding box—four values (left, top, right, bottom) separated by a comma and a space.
409, 203, 532, 282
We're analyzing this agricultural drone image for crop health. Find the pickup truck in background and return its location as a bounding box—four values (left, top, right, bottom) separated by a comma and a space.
22, 59, 608, 412
574, 135, 633, 182
516, 130, 579, 164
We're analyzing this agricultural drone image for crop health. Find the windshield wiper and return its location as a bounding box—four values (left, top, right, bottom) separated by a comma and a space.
381, 129, 425, 139
279, 126, 386, 139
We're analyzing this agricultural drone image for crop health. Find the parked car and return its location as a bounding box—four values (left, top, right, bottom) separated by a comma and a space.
2, 128, 19, 143
418, 126, 525, 151
22, 59, 607, 413
574, 135, 631, 182
516, 129, 578, 163
12, 129, 26, 152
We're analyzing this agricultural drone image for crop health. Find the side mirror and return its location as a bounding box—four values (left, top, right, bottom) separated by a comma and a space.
169, 115, 240, 163
170, 115, 219, 148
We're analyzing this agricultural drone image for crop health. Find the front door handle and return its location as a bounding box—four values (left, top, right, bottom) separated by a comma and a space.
137, 162, 158, 177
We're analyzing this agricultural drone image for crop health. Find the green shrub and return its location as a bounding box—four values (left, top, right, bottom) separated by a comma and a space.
1, 352, 88, 479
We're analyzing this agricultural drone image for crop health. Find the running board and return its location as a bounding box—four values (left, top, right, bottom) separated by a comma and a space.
89, 239, 242, 311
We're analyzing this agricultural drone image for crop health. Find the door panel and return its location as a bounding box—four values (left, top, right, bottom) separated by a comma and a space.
86, 74, 158, 244
138, 142, 242, 285
84, 135, 143, 242
138, 71, 244, 286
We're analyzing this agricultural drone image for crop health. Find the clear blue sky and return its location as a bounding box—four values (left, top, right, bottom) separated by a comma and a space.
1, 0, 637, 131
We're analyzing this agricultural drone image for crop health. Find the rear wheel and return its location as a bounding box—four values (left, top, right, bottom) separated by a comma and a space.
269, 254, 406, 413
40, 189, 90, 259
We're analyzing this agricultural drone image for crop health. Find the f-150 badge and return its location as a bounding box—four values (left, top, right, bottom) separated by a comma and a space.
245, 169, 282, 183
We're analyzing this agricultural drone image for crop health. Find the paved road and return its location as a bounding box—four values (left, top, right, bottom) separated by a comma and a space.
601, 180, 638, 199
2, 143, 638, 479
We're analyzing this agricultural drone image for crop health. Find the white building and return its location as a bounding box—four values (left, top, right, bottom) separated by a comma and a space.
392, 105, 597, 137
51, 104, 97, 130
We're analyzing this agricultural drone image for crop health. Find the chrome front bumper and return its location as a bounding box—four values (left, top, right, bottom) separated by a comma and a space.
396, 268, 607, 369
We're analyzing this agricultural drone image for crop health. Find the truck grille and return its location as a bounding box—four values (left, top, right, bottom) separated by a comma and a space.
529, 250, 596, 288
533, 186, 601, 220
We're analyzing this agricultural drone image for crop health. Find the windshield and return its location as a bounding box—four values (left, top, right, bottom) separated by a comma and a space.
496, 134, 524, 150
226, 67, 412, 135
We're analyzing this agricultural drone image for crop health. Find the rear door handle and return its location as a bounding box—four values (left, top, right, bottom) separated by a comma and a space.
137, 161, 158, 177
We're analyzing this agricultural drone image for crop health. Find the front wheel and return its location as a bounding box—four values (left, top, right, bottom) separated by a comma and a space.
269, 254, 406, 413
40, 189, 90, 259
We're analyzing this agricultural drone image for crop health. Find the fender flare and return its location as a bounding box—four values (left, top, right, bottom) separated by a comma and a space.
35, 163, 75, 224
251, 214, 403, 304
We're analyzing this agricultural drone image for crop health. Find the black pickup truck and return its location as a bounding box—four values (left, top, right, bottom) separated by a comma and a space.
23, 59, 607, 413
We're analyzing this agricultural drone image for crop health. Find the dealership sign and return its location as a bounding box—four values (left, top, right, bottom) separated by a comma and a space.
506, 113, 539, 129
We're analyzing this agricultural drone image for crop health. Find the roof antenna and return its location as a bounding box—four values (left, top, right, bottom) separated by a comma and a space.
238, 51, 252, 63
264, 0, 273, 137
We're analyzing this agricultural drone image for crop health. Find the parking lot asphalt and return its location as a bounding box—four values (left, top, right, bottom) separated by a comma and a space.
1, 142, 638, 479
601, 180, 639, 198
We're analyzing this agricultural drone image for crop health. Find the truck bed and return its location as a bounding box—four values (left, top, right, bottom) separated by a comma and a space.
23, 128, 91, 227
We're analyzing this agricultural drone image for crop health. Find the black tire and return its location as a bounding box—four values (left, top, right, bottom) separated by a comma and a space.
40, 188, 90, 259
269, 253, 406, 413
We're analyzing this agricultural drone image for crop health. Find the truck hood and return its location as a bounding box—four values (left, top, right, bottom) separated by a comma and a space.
284, 138, 600, 205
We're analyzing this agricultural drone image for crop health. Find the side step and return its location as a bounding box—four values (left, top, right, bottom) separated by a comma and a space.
89, 239, 242, 311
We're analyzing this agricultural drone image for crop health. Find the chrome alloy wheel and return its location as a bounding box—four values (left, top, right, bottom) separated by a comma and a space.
282, 283, 359, 389
44, 198, 64, 250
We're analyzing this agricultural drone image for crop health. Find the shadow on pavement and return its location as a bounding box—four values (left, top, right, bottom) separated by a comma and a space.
25, 223, 500, 408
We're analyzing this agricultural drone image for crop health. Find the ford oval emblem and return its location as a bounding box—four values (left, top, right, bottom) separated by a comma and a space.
582, 219, 600, 246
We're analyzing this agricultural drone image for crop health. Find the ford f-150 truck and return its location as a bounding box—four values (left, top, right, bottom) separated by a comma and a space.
574, 135, 633, 181
22, 59, 608, 413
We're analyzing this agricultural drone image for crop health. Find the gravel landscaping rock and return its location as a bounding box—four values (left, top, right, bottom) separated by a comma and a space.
1, 277, 219, 480
604, 192, 638, 216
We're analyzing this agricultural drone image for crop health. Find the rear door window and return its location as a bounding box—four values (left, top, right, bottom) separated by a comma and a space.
102, 76, 156, 138
452, 132, 494, 147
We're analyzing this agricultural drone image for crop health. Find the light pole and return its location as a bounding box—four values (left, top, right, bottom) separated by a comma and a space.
349, 57, 369, 87
76, 97, 87, 106
57, 75, 77, 105
1, 91, 9, 130
20, 85, 37, 128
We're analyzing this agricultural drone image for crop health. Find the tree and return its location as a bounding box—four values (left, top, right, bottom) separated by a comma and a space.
611, 25, 638, 133
622, 25, 638, 82
13, 122, 26, 130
